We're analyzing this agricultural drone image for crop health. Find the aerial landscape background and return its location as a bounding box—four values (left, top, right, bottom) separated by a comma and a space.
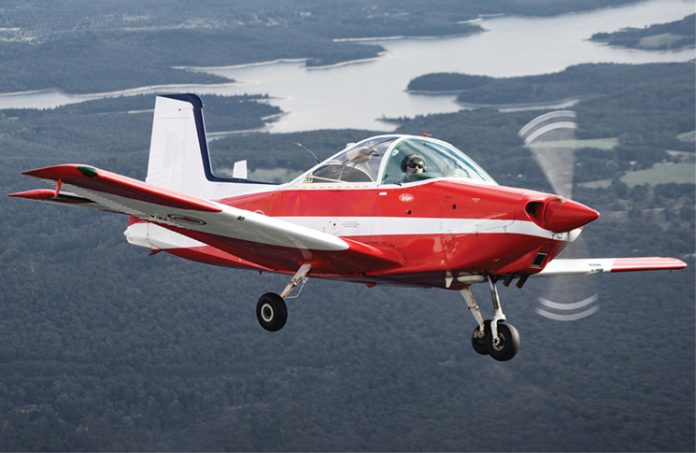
0, 0, 694, 451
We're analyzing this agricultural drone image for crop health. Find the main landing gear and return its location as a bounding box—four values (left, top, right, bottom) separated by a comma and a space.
256, 263, 311, 332
461, 275, 520, 361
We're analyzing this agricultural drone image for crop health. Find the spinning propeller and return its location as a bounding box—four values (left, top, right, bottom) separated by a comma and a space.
519, 111, 600, 321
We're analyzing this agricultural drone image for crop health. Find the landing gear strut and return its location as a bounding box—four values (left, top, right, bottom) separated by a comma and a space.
461, 275, 520, 361
256, 263, 311, 332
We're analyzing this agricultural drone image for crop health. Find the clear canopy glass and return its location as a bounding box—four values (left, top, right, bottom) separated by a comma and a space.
296, 135, 496, 186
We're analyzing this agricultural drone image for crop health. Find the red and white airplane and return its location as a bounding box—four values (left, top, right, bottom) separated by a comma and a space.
10, 94, 686, 361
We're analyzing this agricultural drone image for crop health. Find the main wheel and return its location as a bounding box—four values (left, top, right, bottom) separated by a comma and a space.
471, 320, 491, 355
256, 292, 287, 332
487, 322, 520, 361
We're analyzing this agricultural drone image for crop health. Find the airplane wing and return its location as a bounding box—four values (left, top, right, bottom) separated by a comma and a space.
535, 257, 687, 276
10, 164, 402, 273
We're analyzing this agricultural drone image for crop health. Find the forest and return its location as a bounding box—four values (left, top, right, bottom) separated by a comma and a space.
1, 53, 694, 451
591, 14, 695, 50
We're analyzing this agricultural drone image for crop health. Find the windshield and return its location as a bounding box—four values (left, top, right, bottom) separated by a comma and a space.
302, 137, 397, 183
382, 137, 495, 184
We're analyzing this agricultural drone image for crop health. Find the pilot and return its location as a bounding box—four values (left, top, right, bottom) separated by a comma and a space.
401, 153, 426, 182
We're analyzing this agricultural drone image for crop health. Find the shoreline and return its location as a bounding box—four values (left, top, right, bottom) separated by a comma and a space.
176, 58, 307, 73
306, 52, 388, 70
0, 81, 242, 101
457, 96, 591, 112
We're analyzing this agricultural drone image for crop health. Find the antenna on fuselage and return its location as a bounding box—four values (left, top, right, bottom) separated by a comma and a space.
294, 143, 321, 164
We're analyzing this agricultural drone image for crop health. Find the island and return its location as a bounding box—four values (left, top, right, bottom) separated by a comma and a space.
590, 14, 695, 50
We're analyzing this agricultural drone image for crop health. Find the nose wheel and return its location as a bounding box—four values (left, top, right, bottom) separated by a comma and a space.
462, 276, 520, 361
484, 322, 520, 361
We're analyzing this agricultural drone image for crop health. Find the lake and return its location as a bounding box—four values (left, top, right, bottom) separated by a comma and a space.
0, 0, 693, 132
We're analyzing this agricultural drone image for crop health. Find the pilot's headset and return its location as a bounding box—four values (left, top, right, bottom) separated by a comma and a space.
401, 153, 427, 172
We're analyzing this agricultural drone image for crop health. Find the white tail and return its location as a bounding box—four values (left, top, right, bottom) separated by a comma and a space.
145, 94, 272, 199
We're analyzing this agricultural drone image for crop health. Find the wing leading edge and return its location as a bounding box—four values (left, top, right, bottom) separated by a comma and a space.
11, 164, 402, 273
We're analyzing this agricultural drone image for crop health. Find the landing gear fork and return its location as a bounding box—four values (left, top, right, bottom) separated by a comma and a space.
487, 275, 506, 344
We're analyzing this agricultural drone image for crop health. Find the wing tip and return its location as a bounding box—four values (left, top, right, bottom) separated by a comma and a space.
672, 258, 688, 270
611, 257, 688, 272
21, 164, 94, 180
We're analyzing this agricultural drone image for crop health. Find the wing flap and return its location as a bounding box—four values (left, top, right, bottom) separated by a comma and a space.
536, 257, 687, 276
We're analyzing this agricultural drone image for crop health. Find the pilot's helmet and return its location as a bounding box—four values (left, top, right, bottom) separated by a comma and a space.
401, 153, 426, 172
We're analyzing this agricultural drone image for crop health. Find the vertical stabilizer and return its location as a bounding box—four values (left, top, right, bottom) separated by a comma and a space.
145, 94, 271, 199
146, 94, 210, 196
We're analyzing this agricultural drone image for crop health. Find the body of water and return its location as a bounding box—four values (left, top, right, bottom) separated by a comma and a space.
0, 0, 693, 132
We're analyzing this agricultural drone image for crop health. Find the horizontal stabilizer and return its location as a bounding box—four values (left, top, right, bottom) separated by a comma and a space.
536, 257, 687, 276
10, 188, 97, 206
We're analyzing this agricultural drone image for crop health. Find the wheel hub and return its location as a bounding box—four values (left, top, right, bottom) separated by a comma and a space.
491, 335, 505, 351
261, 303, 274, 322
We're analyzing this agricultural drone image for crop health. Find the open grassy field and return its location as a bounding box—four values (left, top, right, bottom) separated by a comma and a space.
530, 137, 618, 151
580, 161, 695, 188
639, 32, 693, 49
248, 167, 301, 183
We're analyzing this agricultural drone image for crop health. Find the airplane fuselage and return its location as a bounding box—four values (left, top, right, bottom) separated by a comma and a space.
159, 178, 590, 289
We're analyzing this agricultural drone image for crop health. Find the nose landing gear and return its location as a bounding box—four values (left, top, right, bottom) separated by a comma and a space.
461, 275, 520, 361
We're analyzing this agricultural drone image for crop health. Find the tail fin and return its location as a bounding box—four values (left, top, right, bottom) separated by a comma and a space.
145, 94, 271, 199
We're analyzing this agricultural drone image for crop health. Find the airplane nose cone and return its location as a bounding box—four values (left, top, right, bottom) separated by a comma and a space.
543, 198, 600, 232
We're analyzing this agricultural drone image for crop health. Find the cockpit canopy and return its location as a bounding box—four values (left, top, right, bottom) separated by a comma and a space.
295, 135, 496, 186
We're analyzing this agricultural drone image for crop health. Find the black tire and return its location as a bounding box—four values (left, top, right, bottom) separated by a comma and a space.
256, 292, 287, 332
486, 322, 520, 361
471, 320, 491, 355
